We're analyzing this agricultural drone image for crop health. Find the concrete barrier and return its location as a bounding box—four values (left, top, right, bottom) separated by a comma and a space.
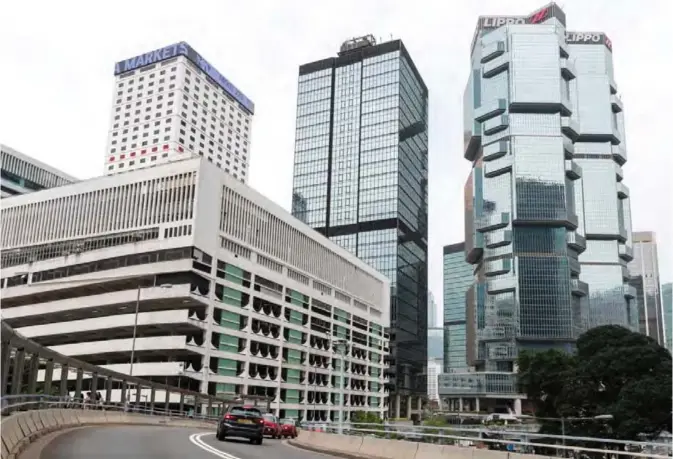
288, 431, 555, 459
0, 409, 215, 459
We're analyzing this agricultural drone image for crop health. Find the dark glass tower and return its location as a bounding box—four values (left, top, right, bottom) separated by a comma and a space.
291, 36, 429, 418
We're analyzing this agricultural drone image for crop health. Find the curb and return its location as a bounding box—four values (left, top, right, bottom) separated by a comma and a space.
287, 439, 374, 459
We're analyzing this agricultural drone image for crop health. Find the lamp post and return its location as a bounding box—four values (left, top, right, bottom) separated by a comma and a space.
332, 338, 348, 435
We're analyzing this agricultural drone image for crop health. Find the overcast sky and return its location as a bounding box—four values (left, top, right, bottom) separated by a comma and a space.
1, 0, 671, 318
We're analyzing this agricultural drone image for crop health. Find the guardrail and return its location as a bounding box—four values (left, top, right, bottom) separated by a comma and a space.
296, 422, 672, 459
0, 321, 253, 416
0, 399, 219, 459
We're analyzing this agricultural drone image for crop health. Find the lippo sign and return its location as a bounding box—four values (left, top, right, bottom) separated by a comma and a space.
479, 4, 566, 31
566, 32, 613, 51
472, 3, 567, 51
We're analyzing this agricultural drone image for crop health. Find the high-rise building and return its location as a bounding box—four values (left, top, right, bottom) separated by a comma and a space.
427, 291, 443, 361
1, 144, 76, 198
1, 157, 390, 421
427, 358, 442, 404
441, 242, 473, 374
428, 291, 439, 328
451, 2, 633, 414
628, 232, 664, 344
662, 283, 672, 352
291, 35, 429, 418
106, 42, 254, 182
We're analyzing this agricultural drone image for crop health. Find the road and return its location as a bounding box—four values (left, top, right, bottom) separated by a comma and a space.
42, 425, 340, 459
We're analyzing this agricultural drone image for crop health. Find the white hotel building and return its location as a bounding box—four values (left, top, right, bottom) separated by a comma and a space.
106, 42, 253, 183
1, 157, 390, 421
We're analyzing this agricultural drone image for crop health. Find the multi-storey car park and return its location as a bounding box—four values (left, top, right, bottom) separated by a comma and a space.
0, 156, 390, 422
1, 144, 77, 198
106, 42, 253, 182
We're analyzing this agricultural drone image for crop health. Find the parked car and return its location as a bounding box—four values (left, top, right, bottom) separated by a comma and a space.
279, 418, 298, 439
262, 413, 282, 439
217, 405, 265, 445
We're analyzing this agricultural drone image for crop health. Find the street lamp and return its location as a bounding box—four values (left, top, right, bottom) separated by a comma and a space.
332, 338, 348, 435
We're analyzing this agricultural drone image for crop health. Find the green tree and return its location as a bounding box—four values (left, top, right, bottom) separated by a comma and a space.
518, 325, 672, 442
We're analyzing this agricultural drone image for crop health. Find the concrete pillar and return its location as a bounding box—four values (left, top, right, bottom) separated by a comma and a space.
514, 398, 522, 415
43, 360, 54, 396
458, 397, 463, 412
417, 396, 422, 411
406, 395, 412, 419
10, 349, 25, 395
394, 394, 401, 419
475, 397, 480, 412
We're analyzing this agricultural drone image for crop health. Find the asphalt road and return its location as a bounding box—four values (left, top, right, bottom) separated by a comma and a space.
42, 425, 340, 459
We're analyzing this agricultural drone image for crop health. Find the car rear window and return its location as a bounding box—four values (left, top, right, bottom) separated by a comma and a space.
280, 418, 295, 425
263, 414, 275, 421
229, 407, 262, 417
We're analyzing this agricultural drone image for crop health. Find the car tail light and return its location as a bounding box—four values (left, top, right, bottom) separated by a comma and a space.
224, 414, 235, 420
257, 418, 265, 424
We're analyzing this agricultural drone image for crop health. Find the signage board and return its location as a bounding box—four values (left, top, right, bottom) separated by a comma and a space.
114, 42, 255, 114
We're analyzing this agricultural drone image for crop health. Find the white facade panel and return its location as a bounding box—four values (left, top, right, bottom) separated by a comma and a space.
1, 157, 390, 421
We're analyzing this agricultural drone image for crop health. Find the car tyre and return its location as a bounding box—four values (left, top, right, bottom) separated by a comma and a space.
217, 429, 226, 441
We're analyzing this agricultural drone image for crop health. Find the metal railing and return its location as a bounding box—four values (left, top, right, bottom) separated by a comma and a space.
0, 321, 253, 417
297, 421, 673, 459
0, 394, 219, 422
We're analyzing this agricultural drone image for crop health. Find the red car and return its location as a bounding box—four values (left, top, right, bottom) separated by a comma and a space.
262, 413, 282, 439
279, 418, 298, 439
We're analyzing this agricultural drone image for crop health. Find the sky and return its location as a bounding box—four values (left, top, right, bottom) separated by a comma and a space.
1, 0, 671, 320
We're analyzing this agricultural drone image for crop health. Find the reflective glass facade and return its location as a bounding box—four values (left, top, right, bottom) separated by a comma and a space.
628, 232, 664, 344
663, 283, 672, 352
292, 38, 429, 405
443, 242, 473, 373
459, 3, 634, 401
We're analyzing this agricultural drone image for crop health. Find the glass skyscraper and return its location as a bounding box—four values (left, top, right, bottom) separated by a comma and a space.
291, 36, 429, 418
662, 283, 672, 352
628, 231, 665, 345
442, 242, 473, 373
443, 3, 634, 414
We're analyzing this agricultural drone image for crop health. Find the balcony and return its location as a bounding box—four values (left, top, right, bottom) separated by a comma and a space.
565, 160, 582, 180
571, 279, 589, 297
483, 115, 509, 136
616, 182, 629, 199
481, 41, 506, 63
483, 139, 509, 161
475, 98, 507, 122
612, 144, 627, 164
477, 212, 510, 233
563, 136, 575, 158
484, 258, 512, 277
566, 231, 587, 252
485, 229, 512, 249
482, 53, 510, 78
484, 155, 512, 178
487, 276, 517, 294
561, 117, 580, 140
615, 163, 624, 181
623, 284, 636, 299
611, 94, 624, 113
560, 58, 576, 80
619, 243, 633, 262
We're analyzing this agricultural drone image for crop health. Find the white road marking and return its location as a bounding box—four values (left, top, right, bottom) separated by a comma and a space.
189, 432, 242, 459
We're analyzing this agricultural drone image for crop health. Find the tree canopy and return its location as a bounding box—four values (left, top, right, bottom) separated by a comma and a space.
517, 325, 672, 441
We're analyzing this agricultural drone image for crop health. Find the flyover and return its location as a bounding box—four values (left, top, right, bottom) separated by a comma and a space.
2, 321, 670, 459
